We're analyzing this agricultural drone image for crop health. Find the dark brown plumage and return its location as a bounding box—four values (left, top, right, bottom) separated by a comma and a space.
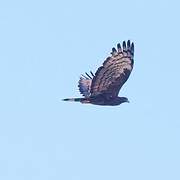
63, 40, 134, 106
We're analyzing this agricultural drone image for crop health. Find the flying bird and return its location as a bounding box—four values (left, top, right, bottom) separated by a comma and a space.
63, 40, 134, 106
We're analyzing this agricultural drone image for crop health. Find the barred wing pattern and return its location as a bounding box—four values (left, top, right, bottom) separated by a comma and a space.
90, 40, 134, 97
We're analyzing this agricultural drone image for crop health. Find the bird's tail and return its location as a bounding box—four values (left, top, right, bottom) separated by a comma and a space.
62, 97, 88, 103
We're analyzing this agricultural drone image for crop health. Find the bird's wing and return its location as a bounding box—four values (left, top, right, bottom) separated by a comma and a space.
78, 72, 94, 97
90, 40, 134, 97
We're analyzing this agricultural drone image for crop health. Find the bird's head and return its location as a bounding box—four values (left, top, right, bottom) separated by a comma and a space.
115, 97, 129, 105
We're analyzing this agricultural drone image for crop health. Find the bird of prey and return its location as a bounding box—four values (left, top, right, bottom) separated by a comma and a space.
62, 40, 134, 106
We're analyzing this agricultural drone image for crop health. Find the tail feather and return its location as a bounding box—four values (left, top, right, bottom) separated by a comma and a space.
62, 98, 84, 102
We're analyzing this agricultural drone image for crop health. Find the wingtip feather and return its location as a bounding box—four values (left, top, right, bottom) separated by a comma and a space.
111, 47, 117, 55
131, 42, 134, 55
122, 41, 126, 50
127, 40, 131, 49
117, 43, 122, 52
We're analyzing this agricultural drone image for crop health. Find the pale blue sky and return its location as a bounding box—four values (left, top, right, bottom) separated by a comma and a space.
0, 0, 180, 180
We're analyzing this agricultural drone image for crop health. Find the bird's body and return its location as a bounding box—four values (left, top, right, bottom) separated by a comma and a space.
63, 40, 134, 106
63, 95, 129, 106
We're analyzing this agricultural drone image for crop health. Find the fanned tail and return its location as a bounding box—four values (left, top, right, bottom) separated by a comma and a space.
62, 97, 85, 102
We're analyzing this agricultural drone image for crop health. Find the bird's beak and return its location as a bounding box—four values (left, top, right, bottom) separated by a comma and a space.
127, 100, 130, 103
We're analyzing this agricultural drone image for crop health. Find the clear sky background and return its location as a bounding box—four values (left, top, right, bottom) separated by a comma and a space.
0, 0, 180, 180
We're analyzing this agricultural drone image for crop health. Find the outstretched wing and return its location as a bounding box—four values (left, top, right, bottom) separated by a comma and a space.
78, 71, 94, 97
90, 40, 134, 97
